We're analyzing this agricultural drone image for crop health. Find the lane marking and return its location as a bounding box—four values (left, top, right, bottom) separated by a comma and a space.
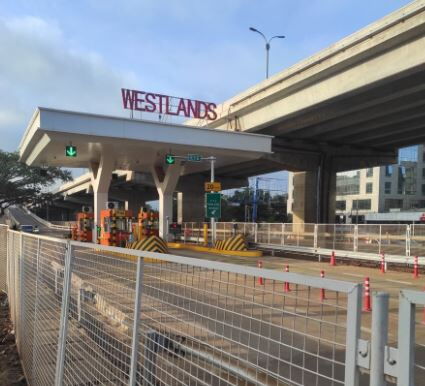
342, 273, 365, 278
385, 279, 413, 285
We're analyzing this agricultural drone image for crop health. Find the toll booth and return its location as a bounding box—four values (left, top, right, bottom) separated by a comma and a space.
71, 208, 94, 242
133, 208, 159, 241
169, 222, 182, 241
99, 208, 133, 247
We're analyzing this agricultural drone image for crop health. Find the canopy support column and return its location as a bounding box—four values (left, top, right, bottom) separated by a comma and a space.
152, 163, 182, 240
90, 154, 115, 242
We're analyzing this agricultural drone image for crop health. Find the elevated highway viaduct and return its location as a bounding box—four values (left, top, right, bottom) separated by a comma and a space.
187, 1, 425, 224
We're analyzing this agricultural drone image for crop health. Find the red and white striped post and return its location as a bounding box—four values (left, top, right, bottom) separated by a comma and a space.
330, 251, 336, 266
363, 277, 372, 312
284, 265, 291, 292
380, 252, 386, 273
413, 256, 419, 279
257, 261, 264, 285
320, 270, 326, 301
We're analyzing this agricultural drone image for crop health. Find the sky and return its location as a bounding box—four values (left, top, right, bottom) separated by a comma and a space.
0, 0, 414, 189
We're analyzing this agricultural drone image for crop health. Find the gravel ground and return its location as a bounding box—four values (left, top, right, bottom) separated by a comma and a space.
0, 293, 26, 385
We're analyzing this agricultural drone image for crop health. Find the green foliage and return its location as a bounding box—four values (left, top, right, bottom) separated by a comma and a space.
0, 150, 72, 210
221, 188, 288, 222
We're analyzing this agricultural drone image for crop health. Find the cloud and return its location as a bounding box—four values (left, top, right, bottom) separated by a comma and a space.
0, 16, 138, 151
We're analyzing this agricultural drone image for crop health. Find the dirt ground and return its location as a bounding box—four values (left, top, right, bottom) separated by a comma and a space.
0, 293, 26, 386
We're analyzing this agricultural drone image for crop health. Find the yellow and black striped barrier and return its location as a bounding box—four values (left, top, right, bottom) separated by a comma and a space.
214, 234, 247, 251
127, 235, 168, 254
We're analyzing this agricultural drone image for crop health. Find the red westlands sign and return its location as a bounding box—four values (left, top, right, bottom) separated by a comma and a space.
121, 88, 217, 120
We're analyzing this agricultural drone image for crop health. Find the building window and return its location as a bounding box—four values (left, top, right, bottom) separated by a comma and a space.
336, 171, 360, 195
366, 183, 373, 194
352, 199, 371, 210
336, 200, 346, 210
366, 168, 373, 177
385, 182, 391, 194
384, 199, 403, 211
422, 184, 425, 195
422, 168, 425, 178
385, 165, 393, 177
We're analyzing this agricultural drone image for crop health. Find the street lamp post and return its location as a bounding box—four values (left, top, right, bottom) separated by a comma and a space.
249, 27, 285, 79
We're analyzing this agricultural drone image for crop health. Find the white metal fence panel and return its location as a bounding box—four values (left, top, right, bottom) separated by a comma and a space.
397, 289, 425, 386
380, 224, 408, 256
134, 254, 362, 386
0, 224, 7, 292
61, 244, 139, 385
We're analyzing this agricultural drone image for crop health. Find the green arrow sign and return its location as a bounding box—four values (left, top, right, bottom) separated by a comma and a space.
165, 154, 175, 164
205, 192, 221, 219
65, 145, 77, 157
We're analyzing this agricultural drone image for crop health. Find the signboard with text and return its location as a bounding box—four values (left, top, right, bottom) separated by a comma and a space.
121, 88, 217, 120
205, 192, 221, 219
205, 182, 221, 192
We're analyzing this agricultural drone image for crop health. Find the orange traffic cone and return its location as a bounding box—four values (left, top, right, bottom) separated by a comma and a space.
320, 270, 326, 301
257, 261, 264, 285
284, 265, 291, 292
363, 277, 372, 312
380, 253, 386, 273
413, 256, 419, 279
330, 251, 336, 266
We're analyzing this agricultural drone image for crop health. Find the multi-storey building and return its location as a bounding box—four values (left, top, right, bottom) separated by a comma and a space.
287, 145, 425, 223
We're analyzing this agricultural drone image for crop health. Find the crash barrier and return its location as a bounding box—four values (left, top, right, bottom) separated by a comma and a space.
0, 223, 424, 385
127, 235, 169, 253
182, 222, 425, 266
214, 234, 247, 251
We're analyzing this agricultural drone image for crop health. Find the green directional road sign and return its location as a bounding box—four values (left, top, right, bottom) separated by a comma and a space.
165, 154, 175, 164
65, 145, 77, 157
187, 154, 202, 162
205, 192, 221, 219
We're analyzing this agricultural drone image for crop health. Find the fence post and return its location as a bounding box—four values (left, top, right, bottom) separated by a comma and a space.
128, 256, 145, 385
254, 223, 258, 244
344, 283, 362, 386
267, 223, 271, 244
17, 232, 24, 354
378, 225, 382, 255
281, 223, 285, 246
54, 241, 74, 386
354, 225, 358, 252
370, 292, 389, 386
397, 291, 415, 386
333, 224, 336, 251
32, 238, 41, 383
313, 224, 318, 250
406, 225, 411, 258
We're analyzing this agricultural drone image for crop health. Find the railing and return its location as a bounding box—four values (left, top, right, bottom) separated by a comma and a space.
1, 224, 365, 385
2, 223, 425, 385
181, 222, 425, 265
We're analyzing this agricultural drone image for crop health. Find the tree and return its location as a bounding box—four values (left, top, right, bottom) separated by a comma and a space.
0, 150, 72, 213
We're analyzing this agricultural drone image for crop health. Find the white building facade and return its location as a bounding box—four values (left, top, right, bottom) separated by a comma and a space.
287, 145, 425, 223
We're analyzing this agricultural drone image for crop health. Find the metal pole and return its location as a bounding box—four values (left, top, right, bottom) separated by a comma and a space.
54, 241, 74, 386
344, 284, 362, 386
370, 292, 389, 386
265, 43, 270, 78
128, 256, 145, 385
210, 158, 215, 245
397, 291, 415, 386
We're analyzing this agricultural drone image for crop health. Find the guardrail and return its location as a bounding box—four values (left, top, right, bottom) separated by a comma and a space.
1, 224, 424, 385
181, 222, 425, 266
21, 206, 71, 230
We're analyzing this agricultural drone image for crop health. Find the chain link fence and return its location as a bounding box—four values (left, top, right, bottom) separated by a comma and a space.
1, 225, 366, 385
3, 223, 425, 385
180, 222, 425, 265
